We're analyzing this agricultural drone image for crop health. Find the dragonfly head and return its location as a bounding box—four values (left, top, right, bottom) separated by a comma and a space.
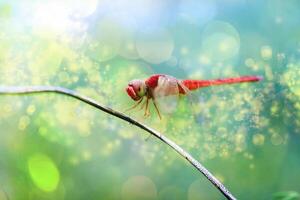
126, 79, 146, 101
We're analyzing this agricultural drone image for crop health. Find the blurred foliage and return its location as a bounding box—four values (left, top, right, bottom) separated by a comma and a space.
0, 0, 300, 199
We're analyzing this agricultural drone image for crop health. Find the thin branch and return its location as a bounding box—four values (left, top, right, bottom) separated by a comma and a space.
0, 86, 236, 200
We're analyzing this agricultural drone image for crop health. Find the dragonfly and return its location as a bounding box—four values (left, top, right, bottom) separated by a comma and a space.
125, 74, 263, 119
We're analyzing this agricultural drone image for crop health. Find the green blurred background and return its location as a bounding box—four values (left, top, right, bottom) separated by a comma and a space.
0, 0, 300, 199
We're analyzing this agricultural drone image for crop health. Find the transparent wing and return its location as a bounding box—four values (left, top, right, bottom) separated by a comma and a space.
177, 80, 198, 106
177, 80, 201, 119
152, 75, 180, 114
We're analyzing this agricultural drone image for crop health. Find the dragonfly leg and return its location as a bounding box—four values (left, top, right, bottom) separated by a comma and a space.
144, 97, 150, 117
139, 100, 146, 110
125, 98, 143, 112
152, 100, 162, 120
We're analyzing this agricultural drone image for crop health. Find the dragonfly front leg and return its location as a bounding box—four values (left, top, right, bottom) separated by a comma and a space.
125, 97, 143, 112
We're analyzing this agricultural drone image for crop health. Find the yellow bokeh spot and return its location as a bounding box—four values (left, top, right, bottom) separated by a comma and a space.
119, 129, 135, 139
243, 152, 254, 160
18, 115, 30, 131
270, 102, 279, 116
26, 105, 36, 115
100, 140, 121, 156
219, 143, 230, 158
260, 45, 272, 60
180, 47, 189, 55
235, 132, 246, 152
283, 63, 300, 97
28, 153, 60, 192
69, 156, 80, 166
264, 64, 274, 80
77, 119, 91, 137
245, 58, 255, 67
219, 37, 236, 52
198, 54, 211, 65
271, 133, 283, 145
81, 150, 92, 161
277, 53, 285, 61
126, 43, 135, 51
252, 134, 265, 146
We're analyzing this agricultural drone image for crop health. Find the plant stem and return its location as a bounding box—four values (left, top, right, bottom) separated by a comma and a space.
0, 86, 236, 200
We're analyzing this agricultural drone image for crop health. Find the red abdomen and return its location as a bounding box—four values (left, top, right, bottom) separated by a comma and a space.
182, 76, 263, 91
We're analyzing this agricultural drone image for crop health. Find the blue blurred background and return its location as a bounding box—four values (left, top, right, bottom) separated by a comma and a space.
0, 0, 300, 199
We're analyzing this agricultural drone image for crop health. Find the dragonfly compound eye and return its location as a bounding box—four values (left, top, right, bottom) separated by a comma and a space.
126, 85, 141, 101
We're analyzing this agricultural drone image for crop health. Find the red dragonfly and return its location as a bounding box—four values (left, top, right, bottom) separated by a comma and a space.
126, 74, 262, 119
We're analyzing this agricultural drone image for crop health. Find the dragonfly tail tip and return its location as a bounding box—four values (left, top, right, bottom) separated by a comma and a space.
257, 75, 264, 81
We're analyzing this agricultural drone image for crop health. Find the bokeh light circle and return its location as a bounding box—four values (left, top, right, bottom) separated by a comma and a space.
121, 176, 157, 200
252, 133, 265, 146
136, 28, 174, 64
28, 153, 60, 192
260, 45, 273, 60
200, 21, 240, 62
